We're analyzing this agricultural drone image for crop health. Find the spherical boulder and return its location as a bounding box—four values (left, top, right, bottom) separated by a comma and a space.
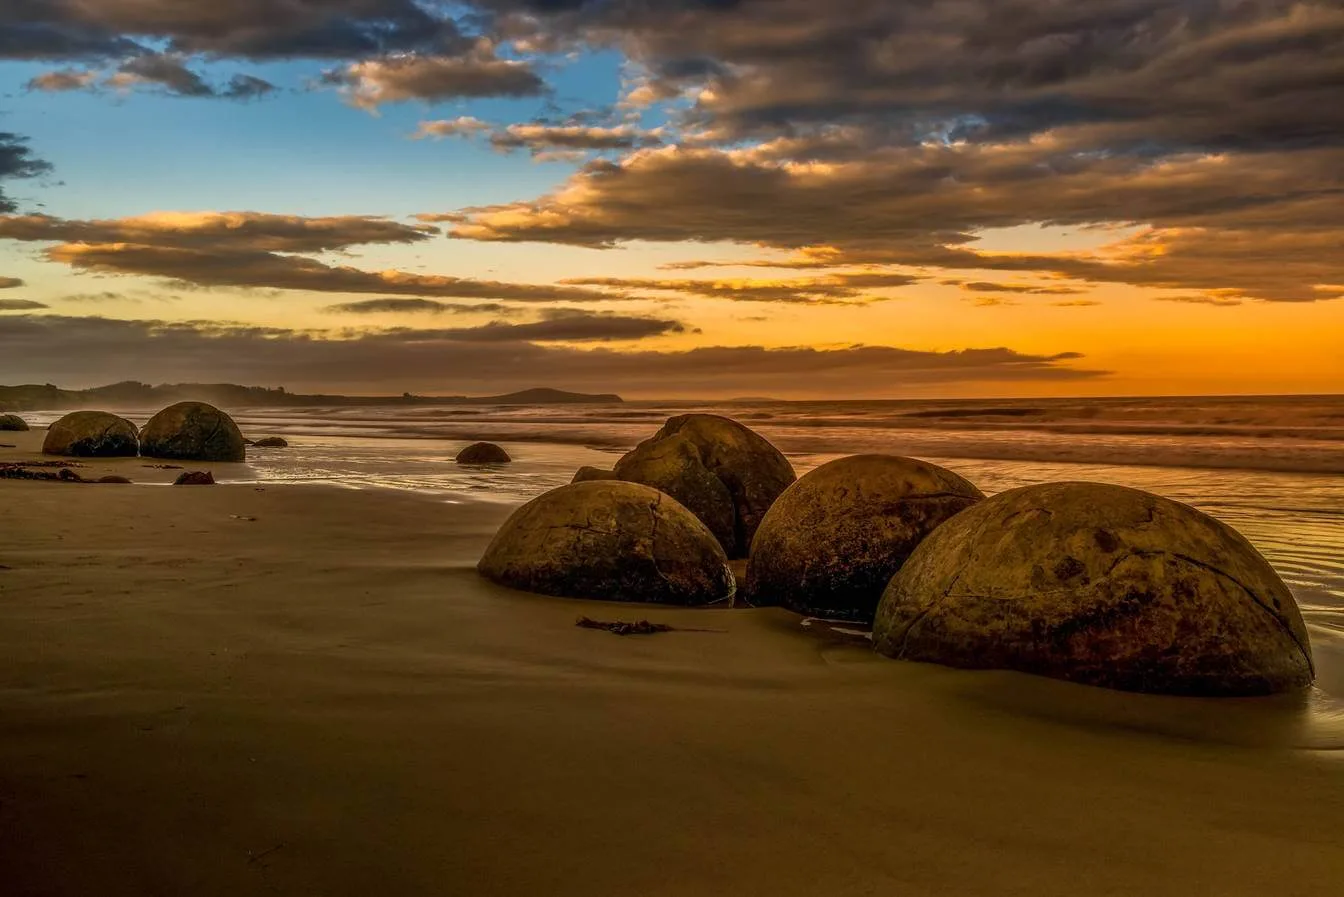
456, 442, 511, 464
873, 482, 1315, 696
745, 455, 984, 622
140, 402, 245, 462
98, 475, 133, 485
0, 413, 29, 431
42, 411, 139, 457
173, 470, 216, 486
478, 481, 734, 605
613, 414, 795, 558
572, 466, 617, 483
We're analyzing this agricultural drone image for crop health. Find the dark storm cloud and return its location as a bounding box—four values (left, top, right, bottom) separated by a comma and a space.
0, 314, 1104, 395
0, 132, 52, 215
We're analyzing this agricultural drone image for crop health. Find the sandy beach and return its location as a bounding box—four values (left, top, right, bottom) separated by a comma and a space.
3, 428, 1344, 896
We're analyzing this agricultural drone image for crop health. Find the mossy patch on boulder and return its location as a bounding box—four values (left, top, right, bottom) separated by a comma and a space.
745, 455, 984, 622
42, 411, 139, 457
873, 481, 1315, 696
478, 481, 734, 605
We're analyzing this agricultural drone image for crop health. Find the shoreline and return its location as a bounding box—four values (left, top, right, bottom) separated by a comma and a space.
4, 478, 1344, 894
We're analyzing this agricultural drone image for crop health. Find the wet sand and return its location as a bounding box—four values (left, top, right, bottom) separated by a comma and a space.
3, 438, 1344, 895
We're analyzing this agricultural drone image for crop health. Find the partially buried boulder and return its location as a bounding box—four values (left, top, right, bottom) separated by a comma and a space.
478, 481, 734, 605
42, 411, 139, 457
252, 437, 288, 448
613, 414, 795, 558
173, 471, 215, 486
98, 475, 133, 484
745, 455, 984, 622
571, 466, 617, 483
140, 402, 245, 462
456, 442, 511, 464
0, 413, 29, 431
872, 482, 1315, 696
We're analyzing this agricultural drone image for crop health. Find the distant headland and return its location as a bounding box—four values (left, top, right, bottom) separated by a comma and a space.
0, 382, 624, 411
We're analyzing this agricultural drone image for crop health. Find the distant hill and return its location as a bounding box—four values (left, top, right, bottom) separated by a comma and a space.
0, 381, 623, 411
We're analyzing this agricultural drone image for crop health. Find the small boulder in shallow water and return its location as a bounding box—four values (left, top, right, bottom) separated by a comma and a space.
141, 402, 245, 462
456, 442, 511, 464
872, 481, 1315, 697
252, 437, 288, 448
613, 414, 795, 558
98, 475, 132, 484
173, 470, 216, 486
745, 455, 984, 623
43, 411, 139, 457
0, 413, 29, 431
478, 481, 734, 605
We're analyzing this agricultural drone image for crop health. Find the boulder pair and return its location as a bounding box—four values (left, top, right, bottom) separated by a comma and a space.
43, 402, 247, 461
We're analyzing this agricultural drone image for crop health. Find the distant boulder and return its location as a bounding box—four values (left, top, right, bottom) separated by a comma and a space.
140, 402, 245, 462
173, 470, 216, 486
478, 481, 734, 605
613, 414, 795, 558
873, 482, 1315, 696
456, 442, 511, 464
0, 413, 29, 431
252, 437, 288, 448
745, 455, 984, 622
42, 411, 139, 457
571, 466, 617, 483
98, 475, 133, 484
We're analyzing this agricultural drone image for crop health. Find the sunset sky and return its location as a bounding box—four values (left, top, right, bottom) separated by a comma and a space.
1, 1, 1341, 398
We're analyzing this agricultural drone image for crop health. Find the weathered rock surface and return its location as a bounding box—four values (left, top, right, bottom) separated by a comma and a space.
478, 481, 734, 605
456, 442, 511, 464
0, 413, 29, 431
173, 470, 216, 486
873, 481, 1315, 696
98, 475, 133, 484
745, 455, 984, 622
571, 466, 617, 483
613, 414, 795, 558
140, 402, 246, 462
252, 437, 288, 448
42, 411, 139, 457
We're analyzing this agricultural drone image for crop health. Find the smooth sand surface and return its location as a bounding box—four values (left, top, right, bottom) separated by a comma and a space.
4, 444, 1344, 895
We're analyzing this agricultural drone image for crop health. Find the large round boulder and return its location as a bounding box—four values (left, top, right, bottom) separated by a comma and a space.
873, 482, 1314, 696
0, 413, 29, 431
478, 481, 734, 605
42, 411, 139, 457
613, 414, 795, 558
745, 455, 984, 622
456, 442, 511, 464
139, 402, 245, 462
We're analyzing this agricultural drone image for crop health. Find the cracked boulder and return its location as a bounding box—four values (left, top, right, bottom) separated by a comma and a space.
140, 402, 246, 462
873, 482, 1314, 696
613, 414, 795, 558
745, 455, 984, 623
0, 413, 30, 431
478, 481, 734, 605
42, 411, 139, 457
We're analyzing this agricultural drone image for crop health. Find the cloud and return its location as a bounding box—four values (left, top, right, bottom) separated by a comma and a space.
324, 298, 513, 315
960, 282, 1085, 296
396, 309, 689, 342
39, 55, 284, 100
0, 211, 437, 251
0, 314, 1105, 396
0, 299, 49, 311
0, 276, 23, 289
25, 68, 101, 92
1051, 300, 1101, 307
0, 132, 52, 214
1155, 295, 1245, 307
323, 48, 546, 109
416, 117, 663, 157
560, 271, 918, 303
